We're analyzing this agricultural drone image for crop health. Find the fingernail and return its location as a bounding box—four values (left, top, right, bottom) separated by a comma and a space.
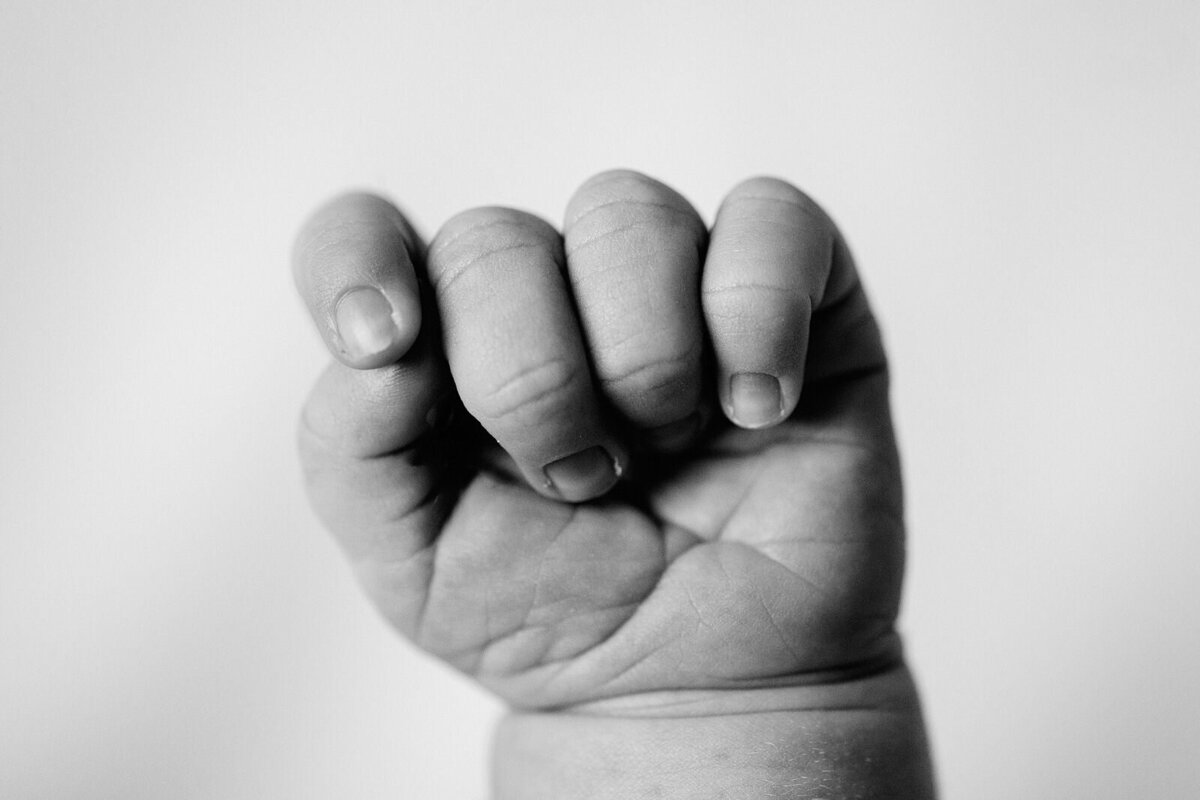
645, 412, 701, 451
336, 287, 399, 360
729, 372, 783, 428
543, 446, 621, 501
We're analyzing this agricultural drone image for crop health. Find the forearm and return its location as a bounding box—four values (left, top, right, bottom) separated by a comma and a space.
492, 664, 935, 799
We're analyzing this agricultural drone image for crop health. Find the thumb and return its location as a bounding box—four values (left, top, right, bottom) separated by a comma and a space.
292, 192, 424, 369
293, 193, 454, 631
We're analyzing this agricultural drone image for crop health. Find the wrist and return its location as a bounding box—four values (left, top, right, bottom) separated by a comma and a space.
491, 663, 935, 799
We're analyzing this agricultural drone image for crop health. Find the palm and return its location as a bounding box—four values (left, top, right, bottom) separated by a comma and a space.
400, 373, 902, 710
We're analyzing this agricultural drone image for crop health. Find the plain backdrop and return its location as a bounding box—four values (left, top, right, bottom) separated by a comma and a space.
2, 1, 1198, 797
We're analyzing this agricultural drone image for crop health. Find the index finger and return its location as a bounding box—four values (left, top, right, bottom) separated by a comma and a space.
292, 192, 425, 369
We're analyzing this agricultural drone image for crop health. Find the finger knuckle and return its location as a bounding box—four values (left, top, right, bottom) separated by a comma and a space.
429, 208, 558, 291
727, 175, 809, 206
566, 171, 703, 254
474, 357, 583, 425
576, 168, 662, 198
723, 177, 833, 233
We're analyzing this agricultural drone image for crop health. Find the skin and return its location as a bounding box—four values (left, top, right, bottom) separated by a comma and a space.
293, 170, 934, 798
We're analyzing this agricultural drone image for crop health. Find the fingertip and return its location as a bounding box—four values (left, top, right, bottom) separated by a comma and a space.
540, 442, 626, 503
723, 372, 801, 430
726, 372, 783, 429
332, 283, 422, 369
292, 190, 426, 370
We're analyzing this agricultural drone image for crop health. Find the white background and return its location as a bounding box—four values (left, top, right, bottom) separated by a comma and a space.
3, 1, 1198, 797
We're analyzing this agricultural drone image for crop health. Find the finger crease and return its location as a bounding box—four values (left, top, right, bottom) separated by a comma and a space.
434, 241, 546, 294
480, 358, 579, 420
724, 194, 827, 226
569, 197, 698, 230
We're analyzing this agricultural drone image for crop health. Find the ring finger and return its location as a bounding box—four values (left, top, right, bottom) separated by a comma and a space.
563, 169, 709, 450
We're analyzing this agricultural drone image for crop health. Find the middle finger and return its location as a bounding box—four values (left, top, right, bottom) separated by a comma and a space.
563, 169, 708, 450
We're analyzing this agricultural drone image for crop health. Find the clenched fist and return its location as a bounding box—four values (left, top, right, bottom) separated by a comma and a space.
294, 170, 933, 798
